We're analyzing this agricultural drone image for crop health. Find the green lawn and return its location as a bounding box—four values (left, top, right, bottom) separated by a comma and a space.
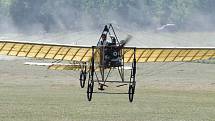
1, 31, 215, 121
0, 79, 215, 121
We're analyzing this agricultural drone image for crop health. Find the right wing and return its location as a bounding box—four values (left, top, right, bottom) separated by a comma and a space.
123, 47, 215, 63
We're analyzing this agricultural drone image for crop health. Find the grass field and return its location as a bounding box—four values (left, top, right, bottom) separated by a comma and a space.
1, 32, 215, 121
0, 60, 215, 121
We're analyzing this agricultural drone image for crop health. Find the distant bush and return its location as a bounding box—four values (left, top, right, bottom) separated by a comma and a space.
0, 0, 215, 32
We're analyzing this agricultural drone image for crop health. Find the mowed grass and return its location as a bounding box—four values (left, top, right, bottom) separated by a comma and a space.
0, 61, 215, 121
1, 31, 215, 121
0, 82, 215, 121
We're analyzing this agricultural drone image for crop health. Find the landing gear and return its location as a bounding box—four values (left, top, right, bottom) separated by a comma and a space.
87, 47, 95, 101
98, 83, 105, 91
128, 78, 136, 102
79, 70, 87, 88
87, 76, 94, 101
128, 49, 136, 102
128, 83, 136, 102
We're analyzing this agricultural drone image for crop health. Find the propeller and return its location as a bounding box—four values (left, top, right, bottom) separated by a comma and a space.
119, 35, 132, 47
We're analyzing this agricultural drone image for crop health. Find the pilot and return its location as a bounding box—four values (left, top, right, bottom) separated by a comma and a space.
98, 33, 110, 66
98, 34, 109, 46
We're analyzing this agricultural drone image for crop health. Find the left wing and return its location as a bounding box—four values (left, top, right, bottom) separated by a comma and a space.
0, 40, 92, 62
123, 47, 215, 63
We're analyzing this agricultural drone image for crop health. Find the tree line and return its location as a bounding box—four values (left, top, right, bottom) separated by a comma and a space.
0, 0, 215, 32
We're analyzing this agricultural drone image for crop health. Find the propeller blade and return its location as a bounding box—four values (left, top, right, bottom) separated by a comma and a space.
120, 35, 132, 47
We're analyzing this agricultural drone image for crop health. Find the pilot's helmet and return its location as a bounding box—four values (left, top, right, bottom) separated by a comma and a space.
101, 34, 107, 41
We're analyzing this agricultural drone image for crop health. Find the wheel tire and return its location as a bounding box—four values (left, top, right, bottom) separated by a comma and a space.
80, 71, 86, 88
128, 85, 135, 102
87, 81, 94, 101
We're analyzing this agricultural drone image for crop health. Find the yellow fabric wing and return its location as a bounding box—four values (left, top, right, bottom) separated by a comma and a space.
123, 48, 215, 63
48, 64, 101, 72
1, 40, 215, 64
48, 64, 83, 71
0, 40, 92, 62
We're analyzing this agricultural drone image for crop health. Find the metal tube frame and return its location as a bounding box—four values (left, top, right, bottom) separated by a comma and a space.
86, 24, 137, 102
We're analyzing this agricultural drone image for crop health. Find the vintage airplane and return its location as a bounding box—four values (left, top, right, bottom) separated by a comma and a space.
0, 24, 215, 102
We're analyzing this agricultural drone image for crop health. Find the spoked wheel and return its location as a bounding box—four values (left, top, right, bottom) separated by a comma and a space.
87, 79, 94, 101
128, 83, 135, 102
79, 70, 87, 88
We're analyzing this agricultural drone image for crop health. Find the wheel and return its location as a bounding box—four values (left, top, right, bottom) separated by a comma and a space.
87, 80, 94, 101
128, 85, 135, 102
87, 82, 94, 101
80, 70, 87, 88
